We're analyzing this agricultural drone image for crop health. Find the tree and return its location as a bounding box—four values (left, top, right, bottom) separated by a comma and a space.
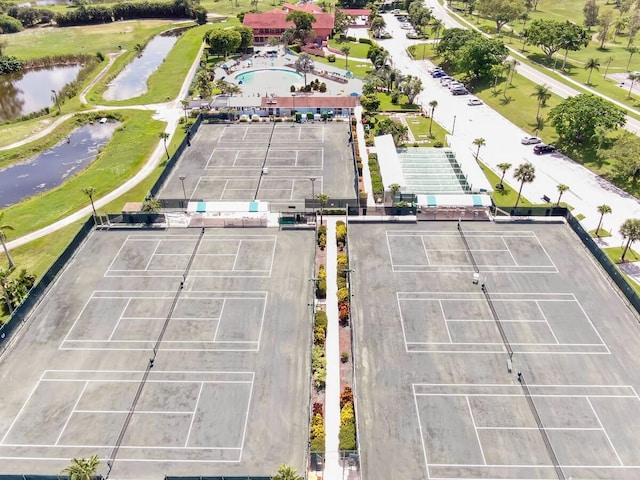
628, 10, 640, 46
316, 193, 329, 225
399, 75, 423, 104
334, 9, 351, 36
81, 187, 98, 220
597, 11, 614, 49
525, 19, 588, 60
585, 57, 600, 85
374, 117, 408, 146
596, 204, 612, 236
159, 131, 170, 159
286, 10, 316, 41
556, 183, 569, 205
559, 23, 591, 69
531, 84, 551, 120
51, 89, 61, 114
0, 211, 15, 270
431, 18, 443, 41
513, 162, 535, 207
272, 464, 303, 480
620, 218, 640, 261
603, 56, 615, 78
235, 25, 254, 51
600, 131, 640, 182
0, 267, 13, 315
370, 16, 386, 38
340, 45, 351, 69
436, 28, 480, 64
62, 455, 100, 480
360, 93, 380, 112
477, 0, 525, 34
614, 15, 630, 43
627, 71, 640, 97
627, 46, 639, 70
389, 183, 401, 203
428, 100, 438, 136
458, 36, 509, 79
549, 94, 626, 144
181, 99, 190, 121
141, 195, 161, 213
195, 70, 212, 99
497, 162, 512, 187
205, 29, 242, 59
472, 137, 486, 160
294, 53, 314, 87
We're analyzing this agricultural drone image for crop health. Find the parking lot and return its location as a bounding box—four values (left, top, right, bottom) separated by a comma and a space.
351, 221, 640, 480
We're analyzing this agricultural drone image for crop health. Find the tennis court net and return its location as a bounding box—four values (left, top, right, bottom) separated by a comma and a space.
481, 282, 513, 360
457, 221, 479, 273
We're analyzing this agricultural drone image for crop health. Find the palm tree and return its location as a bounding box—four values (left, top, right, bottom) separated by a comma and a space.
0, 211, 15, 270
627, 71, 640, 98
627, 46, 639, 70
181, 99, 190, 121
603, 56, 615, 78
513, 162, 536, 208
620, 218, 640, 262
50, 89, 61, 114
531, 84, 551, 120
596, 204, 612, 236
159, 131, 170, 159
472, 137, 486, 160
389, 183, 401, 203
82, 186, 98, 220
0, 267, 14, 315
497, 162, 512, 188
585, 58, 600, 85
294, 53, 314, 88
428, 100, 437, 136
141, 195, 162, 213
272, 464, 303, 480
556, 183, 569, 205
431, 18, 443, 42
340, 45, 351, 70
62, 455, 100, 480
316, 193, 329, 225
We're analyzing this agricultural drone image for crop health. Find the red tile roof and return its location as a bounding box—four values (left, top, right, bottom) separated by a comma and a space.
340, 8, 371, 16
261, 96, 359, 108
243, 8, 334, 31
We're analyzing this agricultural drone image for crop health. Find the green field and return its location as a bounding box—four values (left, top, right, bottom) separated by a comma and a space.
404, 115, 448, 145
327, 38, 373, 59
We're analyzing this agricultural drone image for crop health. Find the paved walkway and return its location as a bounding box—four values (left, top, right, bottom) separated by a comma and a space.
323, 218, 342, 480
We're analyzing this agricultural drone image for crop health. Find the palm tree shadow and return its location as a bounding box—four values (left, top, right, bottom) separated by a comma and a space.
499, 95, 514, 105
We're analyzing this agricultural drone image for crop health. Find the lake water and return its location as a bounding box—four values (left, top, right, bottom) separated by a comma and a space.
0, 65, 81, 122
103, 34, 178, 101
0, 122, 119, 208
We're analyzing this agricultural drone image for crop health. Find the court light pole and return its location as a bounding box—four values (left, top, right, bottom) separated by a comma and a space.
309, 177, 317, 200
178, 174, 187, 210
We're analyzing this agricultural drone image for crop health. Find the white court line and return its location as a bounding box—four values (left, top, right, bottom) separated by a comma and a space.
144, 240, 161, 271
184, 382, 204, 448
220, 179, 230, 200
466, 396, 486, 465
420, 236, 430, 266
255, 293, 268, 348
475, 426, 603, 431
104, 240, 129, 277
238, 373, 255, 461
586, 397, 624, 466
412, 384, 432, 479
419, 463, 640, 468
212, 299, 226, 342
231, 242, 241, 272
74, 409, 193, 415
574, 297, 611, 354
439, 300, 453, 343
395, 294, 410, 353
0, 456, 243, 464
407, 341, 605, 346
415, 393, 636, 398
501, 236, 518, 265
536, 300, 560, 345
60, 291, 97, 347
108, 298, 131, 341
0, 443, 241, 450
55, 381, 88, 445
0, 372, 46, 445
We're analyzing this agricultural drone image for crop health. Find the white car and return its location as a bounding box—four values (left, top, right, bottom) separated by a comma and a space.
521, 136, 542, 145
467, 98, 482, 106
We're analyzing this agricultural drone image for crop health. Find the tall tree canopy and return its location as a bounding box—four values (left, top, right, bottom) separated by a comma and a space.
477, 0, 525, 34
524, 19, 589, 59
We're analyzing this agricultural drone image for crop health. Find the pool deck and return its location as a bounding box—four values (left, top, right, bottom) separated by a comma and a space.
216, 47, 364, 97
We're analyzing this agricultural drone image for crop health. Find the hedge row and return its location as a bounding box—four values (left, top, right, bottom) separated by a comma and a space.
338, 400, 356, 450
368, 153, 384, 195
310, 411, 325, 452
314, 310, 328, 347
312, 345, 326, 390
316, 264, 327, 299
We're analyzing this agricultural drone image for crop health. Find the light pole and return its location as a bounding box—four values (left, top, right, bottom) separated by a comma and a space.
291, 93, 296, 122
451, 115, 457, 135
309, 177, 317, 199
178, 174, 187, 209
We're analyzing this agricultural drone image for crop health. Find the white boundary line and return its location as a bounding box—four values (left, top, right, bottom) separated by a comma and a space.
184, 382, 204, 448
466, 396, 486, 465
586, 397, 625, 466
54, 381, 89, 445
412, 384, 431, 479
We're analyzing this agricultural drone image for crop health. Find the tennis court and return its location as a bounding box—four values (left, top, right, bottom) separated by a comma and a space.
0, 228, 314, 478
158, 123, 355, 210
350, 221, 640, 480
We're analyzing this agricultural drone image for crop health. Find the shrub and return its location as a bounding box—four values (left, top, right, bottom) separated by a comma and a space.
337, 253, 349, 271
368, 154, 384, 195
315, 310, 328, 330
316, 279, 327, 299
327, 53, 336, 62
341, 351, 349, 363
347, 35, 357, 42
337, 275, 347, 289
311, 412, 325, 438
318, 233, 327, 249
310, 435, 325, 452
433, 141, 444, 148
337, 287, 350, 302
318, 264, 327, 279
340, 387, 353, 408
313, 402, 324, 416
339, 422, 356, 450
290, 84, 296, 92
319, 83, 327, 92
336, 221, 347, 244
317, 225, 327, 242
314, 326, 326, 346
341, 401, 355, 424
339, 301, 350, 324
312, 346, 326, 389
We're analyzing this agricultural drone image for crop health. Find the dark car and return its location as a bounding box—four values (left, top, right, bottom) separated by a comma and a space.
432, 71, 446, 78
533, 144, 556, 154
450, 87, 469, 95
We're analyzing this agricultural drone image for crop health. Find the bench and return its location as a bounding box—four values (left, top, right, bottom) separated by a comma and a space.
542, 195, 551, 203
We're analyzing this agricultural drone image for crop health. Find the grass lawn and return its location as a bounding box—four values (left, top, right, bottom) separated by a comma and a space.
1, 110, 163, 239
85, 23, 213, 105
327, 39, 373, 59
603, 246, 640, 264
377, 91, 420, 111
477, 160, 533, 208
310, 53, 372, 79
589, 228, 612, 238
403, 115, 448, 145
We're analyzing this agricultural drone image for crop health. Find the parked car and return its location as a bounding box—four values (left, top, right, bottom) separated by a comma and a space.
533, 144, 556, 154
467, 98, 482, 106
451, 87, 469, 95
521, 136, 542, 145
432, 71, 447, 78
449, 82, 465, 90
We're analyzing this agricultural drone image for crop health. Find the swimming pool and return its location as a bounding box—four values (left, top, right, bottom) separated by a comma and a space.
234, 68, 303, 87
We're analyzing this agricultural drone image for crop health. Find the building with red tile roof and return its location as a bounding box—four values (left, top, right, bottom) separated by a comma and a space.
243, 7, 335, 45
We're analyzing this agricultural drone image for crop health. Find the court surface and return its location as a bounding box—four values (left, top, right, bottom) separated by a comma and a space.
350, 221, 640, 480
158, 123, 356, 210
0, 228, 314, 479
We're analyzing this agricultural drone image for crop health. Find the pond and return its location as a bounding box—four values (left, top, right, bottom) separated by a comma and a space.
0, 121, 120, 208
0, 64, 82, 122
103, 34, 178, 101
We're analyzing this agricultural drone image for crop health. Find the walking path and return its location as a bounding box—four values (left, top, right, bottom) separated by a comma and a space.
323, 218, 342, 480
